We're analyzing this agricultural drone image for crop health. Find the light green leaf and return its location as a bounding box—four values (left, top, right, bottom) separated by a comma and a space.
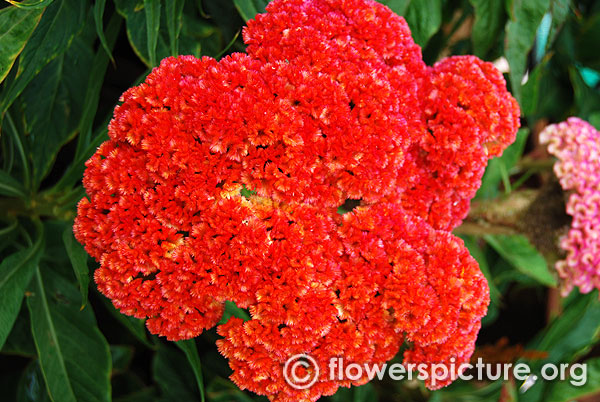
0, 6, 43, 84
6, 0, 54, 9
232, 0, 269, 22
469, 0, 505, 57
0, 0, 86, 115
144, 0, 161, 66
165, 0, 185, 56
62, 227, 89, 309
484, 234, 557, 286
546, 358, 600, 402
0, 238, 44, 350
505, 0, 551, 102
27, 268, 111, 402
377, 0, 411, 15
404, 0, 442, 46
176, 339, 205, 402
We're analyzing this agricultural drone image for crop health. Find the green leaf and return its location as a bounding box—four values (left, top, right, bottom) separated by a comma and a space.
377, 0, 411, 16
569, 66, 600, 120
484, 234, 557, 286
99, 294, 155, 349
93, 0, 115, 62
111, 345, 134, 373
205, 377, 257, 402
144, 0, 161, 66
6, 0, 54, 9
62, 226, 89, 309
404, 0, 442, 46
0, 169, 27, 198
218, 300, 250, 325
505, 0, 551, 102
461, 236, 501, 304
477, 128, 529, 199
1, 305, 36, 357
232, 0, 269, 22
165, 0, 185, 56
0, 235, 44, 350
17, 361, 51, 402
546, 357, 600, 402
0, 0, 86, 115
469, 0, 505, 57
27, 268, 111, 402
0, 6, 43, 84
20, 33, 93, 186
153, 345, 202, 401
176, 339, 205, 402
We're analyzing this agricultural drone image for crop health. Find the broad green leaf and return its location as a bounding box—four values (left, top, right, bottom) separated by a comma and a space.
0, 236, 44, 350
6, 0, 54, 9
575, 13, 600, 71
546, 0, 570, 52
62, 227, 89, 309
520, 293, 600, 402
377, 0, 411, 15
569, 66, 600, 120
484, 234, 557, 286
0, 6, 43, 84
165, 0, 185, 56
233, 0, 269, 22
17, 361, 51, 402
144, 0, 161, 66
0, 0, 86, 115
505, 0, 551, 102
404, 0, 442, 46
153, 346, 201, 401
20, 34, 93, 186
93, 0, 114, 62
0, 170, 27, 198
461, 236, 501, 304
469, 0, 505, 57
27, 268, 111, 402
176, 339, 205, 402
1, 305, 36, 357
477, 128, 529, 199
546, 358, 600, 402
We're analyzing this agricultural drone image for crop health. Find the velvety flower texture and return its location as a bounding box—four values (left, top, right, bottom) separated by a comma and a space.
74, 0, 520, 400
540, 117, 600, 296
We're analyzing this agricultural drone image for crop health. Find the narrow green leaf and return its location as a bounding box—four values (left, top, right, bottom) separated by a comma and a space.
0, 170, 27, 198
144, 0, 161, 66
62, 227, 89, 309
218, 300, 250, 325
176, 339, 205, 402
546, 357, 600, 402
205, 377, 256, 402
505, 0, 551, 102
0, 0, 86, 115
404, 0, 442, 46
165, 0, 185, 56
377, 0, 411, 15
99, 294, 155, 349
27, 268, 111, 402
469, 0, 505, 57
0, 6, 43, 84
232, 0, 269, 22
6, 0, 54, 9
484, 234, 557, 286
93, 0, 114, 62
0, 236, 44, 350
3, 111, 30, 190
153, 346, 202, 401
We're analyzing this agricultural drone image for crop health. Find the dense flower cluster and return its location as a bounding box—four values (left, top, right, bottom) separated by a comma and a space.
540, 117, 600, 296
74, 0, 519, 400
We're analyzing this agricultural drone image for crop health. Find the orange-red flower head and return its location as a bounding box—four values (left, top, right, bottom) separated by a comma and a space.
74, 0, 519, 400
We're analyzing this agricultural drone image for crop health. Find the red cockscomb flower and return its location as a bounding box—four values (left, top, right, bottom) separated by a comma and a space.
74, 0, 519, 400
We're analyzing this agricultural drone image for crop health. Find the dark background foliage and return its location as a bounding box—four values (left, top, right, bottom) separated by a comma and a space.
0, 0, 599, 401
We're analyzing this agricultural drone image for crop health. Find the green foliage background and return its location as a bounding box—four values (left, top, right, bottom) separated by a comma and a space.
0, 0, 599, 401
